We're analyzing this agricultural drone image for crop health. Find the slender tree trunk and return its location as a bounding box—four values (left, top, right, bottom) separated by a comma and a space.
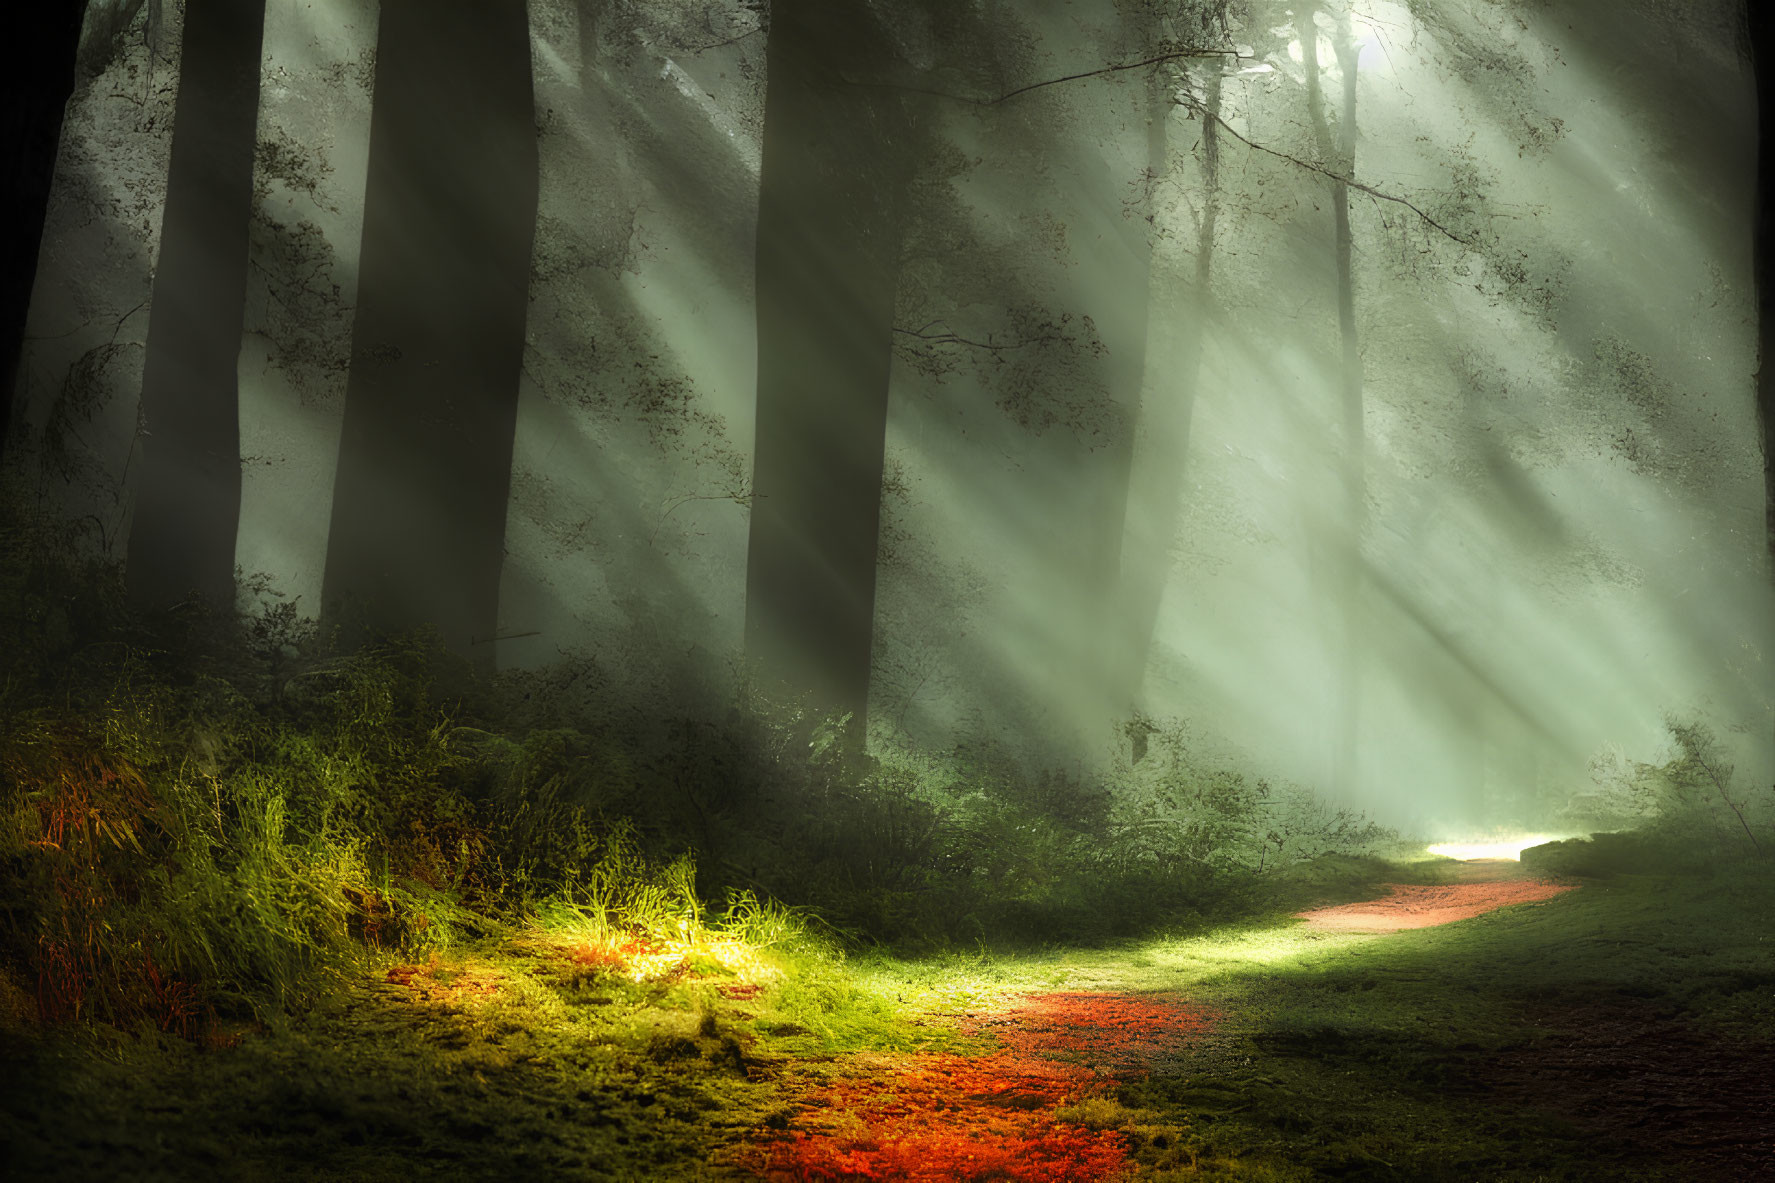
124, 0, 265, 610
1748, 4, 1775, 769
744, 0, 922, 738
0, 3, 88, 463
1753, 5, 1775, 579
1118, 64, 1224, 736
321, 0, 537, 660
1299, 3, 1366, 795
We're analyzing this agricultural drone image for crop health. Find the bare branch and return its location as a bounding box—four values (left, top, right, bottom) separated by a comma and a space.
846, 46, 1250, 107
840, 38, 1474, 250
683, 27, 762, 55
650, 491, 751, 545
985, 47, 1251, 105
1178, 96, 1476, 248
1688, 742, 1764, 856
892, 323, 1070, 355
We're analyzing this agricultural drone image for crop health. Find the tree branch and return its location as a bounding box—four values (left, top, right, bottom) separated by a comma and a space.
683, 27, 762, 55
844, 40, 1475, 251
1690, 744, 1764, 856
1178, 96, 1476, 248
892, 322, 1070, 355
847, 47, 1250, 107
986, 47, 1251, 105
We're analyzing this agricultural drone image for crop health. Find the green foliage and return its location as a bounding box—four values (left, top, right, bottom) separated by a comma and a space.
0, 494, 1403, 1037
1546, 717, 1772, 873
1100, 718, 1395, 878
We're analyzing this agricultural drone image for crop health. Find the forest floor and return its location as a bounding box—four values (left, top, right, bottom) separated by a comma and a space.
4, 855, 1771, 1182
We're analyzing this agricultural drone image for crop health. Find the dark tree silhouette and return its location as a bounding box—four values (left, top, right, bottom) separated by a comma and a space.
1754, 5, 1775, 581
744, 0, 928, 736
321, 0, 538, 659
1, 3, 91, 462
124, 0, 266, 610
1750, 4, 1775, 770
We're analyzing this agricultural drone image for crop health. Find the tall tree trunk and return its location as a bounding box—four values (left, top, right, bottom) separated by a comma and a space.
1299, 3, 1366, 795
321, 0, 538, 660
0, 2, 88, 464
124, 0, 265, 610
1117, 64, 1224, 739
1750, 4, 1775, 764
744, 0, 922, 738
1754, 4, 1775, 580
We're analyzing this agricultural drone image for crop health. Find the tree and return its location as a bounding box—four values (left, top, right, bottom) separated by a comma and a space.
320, 0, 538, 660
1, 3, 93, 463
743, 0, 930, 737
1117, 55, 1227, 739
1297, 1, 1366, 795
1754, 4, 1775, 582
124, 0, 266, 610
1747, 3, 1775, 775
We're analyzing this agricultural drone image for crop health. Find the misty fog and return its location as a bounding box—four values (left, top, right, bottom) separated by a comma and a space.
7, 0, 1767, 837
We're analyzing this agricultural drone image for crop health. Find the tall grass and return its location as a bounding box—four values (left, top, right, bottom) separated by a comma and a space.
0, 496, 1402, 1039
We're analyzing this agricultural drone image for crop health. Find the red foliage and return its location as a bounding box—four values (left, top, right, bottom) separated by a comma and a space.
564, 936, 659, 976
384, 957, 501, 1002
33, 936, 84, 1025
745, 992, 1218, 1181
139, 951, 201, 1037
971, 993, 1218, 1080
35, 937, 200, 1035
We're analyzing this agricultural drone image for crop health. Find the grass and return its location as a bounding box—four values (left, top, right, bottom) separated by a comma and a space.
3, 511, 1770, 1178
733, 852, 1768, 1181
1125, 859, 1775, 1181
2, 849, 1769, 1179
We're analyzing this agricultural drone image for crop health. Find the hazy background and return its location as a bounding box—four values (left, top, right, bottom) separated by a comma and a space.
8, 0, 1767, 837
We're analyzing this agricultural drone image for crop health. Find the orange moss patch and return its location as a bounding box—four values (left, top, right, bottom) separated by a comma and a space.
1296, 878, 1576, 932
971, 992, 1219, 1079
564, 937, 659, 976
384, 956, 501, 1003
746, 992, 1217, 1181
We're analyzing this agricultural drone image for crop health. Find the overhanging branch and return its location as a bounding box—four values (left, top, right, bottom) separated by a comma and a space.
845, 46, 1250, 107
1177, 96, 1476, 248
844, 42, 1476, 250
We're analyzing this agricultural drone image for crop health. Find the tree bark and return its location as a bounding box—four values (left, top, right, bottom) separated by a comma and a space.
321, 0, 538, 660
124, 0, 265, 610
743, 0, 923, 738
0, 2, 88, 464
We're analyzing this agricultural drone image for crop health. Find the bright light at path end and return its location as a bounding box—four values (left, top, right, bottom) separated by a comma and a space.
1426, 835, 1567, 861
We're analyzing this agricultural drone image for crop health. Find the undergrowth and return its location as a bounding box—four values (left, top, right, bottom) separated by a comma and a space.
0, 499, 1401, 1042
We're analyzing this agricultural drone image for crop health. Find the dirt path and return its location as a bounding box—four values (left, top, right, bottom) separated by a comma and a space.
1294, 859, 1575, 932
740, 861, 1578, 1180
738, 993, 1216, 1181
